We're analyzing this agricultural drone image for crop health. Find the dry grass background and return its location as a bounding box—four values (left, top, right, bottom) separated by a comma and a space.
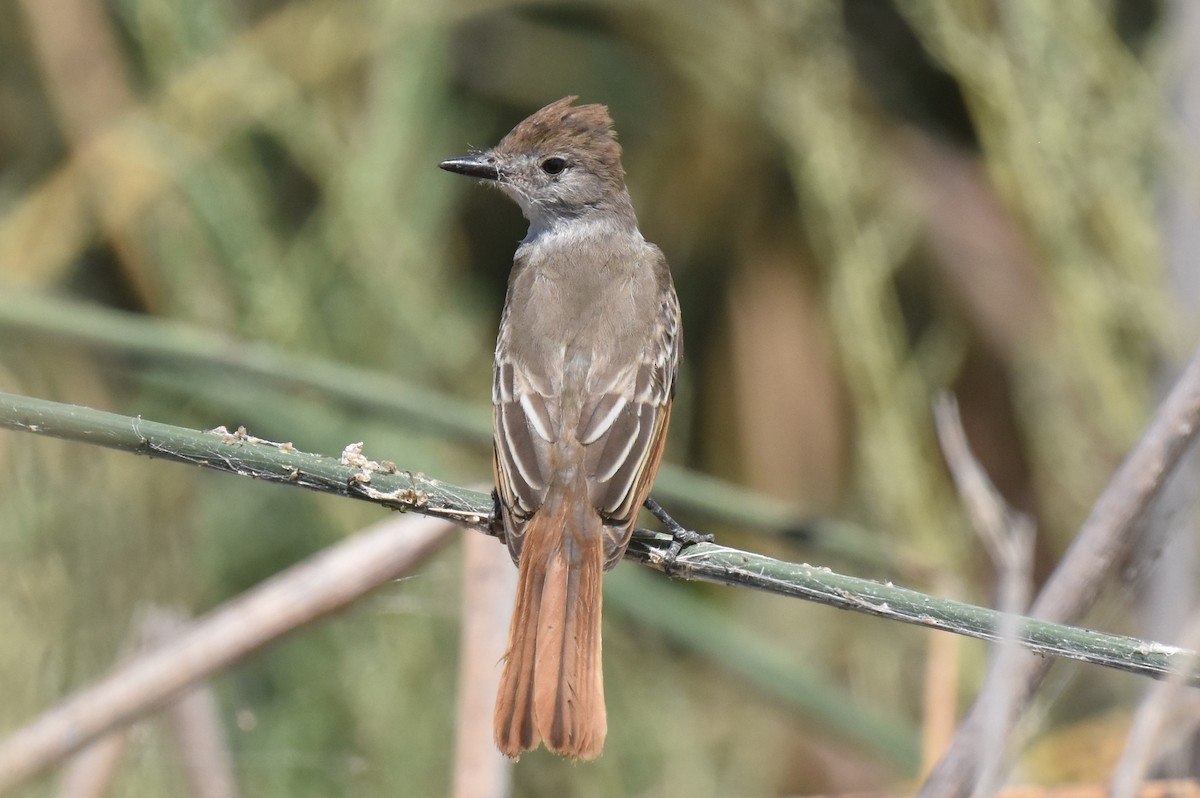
1, 0, 1196, 795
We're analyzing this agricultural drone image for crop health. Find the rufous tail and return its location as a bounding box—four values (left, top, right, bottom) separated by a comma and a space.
493, 497, 606, 760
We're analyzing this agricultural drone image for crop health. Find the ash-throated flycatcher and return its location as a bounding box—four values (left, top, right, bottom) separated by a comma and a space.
440, 97, 683, 760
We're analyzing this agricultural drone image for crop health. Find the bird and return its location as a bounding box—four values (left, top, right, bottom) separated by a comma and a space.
440, 96, 682, 760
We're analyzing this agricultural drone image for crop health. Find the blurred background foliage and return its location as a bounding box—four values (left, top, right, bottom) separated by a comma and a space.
1, 0, 1198, 795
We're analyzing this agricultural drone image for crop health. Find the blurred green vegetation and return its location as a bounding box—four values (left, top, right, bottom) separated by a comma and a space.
0, 0, 1188, 795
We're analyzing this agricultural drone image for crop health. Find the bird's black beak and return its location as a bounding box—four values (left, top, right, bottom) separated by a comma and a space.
439, 155, 500, 181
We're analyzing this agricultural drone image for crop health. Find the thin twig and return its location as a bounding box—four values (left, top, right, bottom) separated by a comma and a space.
0, 513, 455, 792
0, 391, 1196, 678
934, 395, 1035, 798
919, 343, 1200, 796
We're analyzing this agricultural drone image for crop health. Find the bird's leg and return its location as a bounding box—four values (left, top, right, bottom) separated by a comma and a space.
644, 497, 714, 574
489, 488, 507, 542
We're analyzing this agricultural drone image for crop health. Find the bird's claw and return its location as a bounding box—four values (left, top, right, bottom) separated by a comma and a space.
644, 497, 714, 575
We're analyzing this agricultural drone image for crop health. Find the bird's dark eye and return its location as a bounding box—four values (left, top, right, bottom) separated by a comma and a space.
540, 157, 567, 175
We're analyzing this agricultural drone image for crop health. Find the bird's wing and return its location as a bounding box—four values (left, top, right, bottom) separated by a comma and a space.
493, 354, 555, 545
579, 289, 679, 527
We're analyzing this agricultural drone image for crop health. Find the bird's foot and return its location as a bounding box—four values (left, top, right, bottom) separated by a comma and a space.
644, 497, 714, 575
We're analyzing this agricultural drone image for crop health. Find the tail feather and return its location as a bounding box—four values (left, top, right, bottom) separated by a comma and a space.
494, 501, 606, 760
495, 553, 545, 753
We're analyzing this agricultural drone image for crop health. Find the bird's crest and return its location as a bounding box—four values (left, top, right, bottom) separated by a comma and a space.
496, 96, 625, 185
